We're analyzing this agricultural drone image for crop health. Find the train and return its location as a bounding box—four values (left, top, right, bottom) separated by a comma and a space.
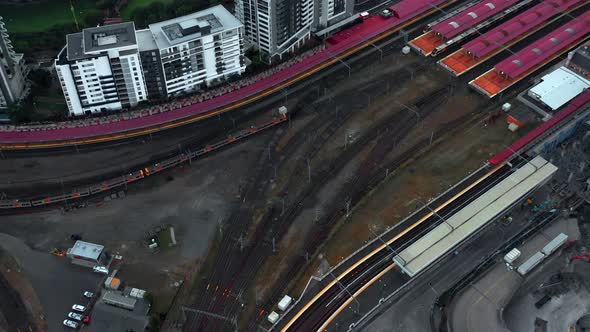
0, 110, 288, 210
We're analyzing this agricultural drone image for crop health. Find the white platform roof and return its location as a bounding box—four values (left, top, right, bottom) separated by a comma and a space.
528, 66, 590, 111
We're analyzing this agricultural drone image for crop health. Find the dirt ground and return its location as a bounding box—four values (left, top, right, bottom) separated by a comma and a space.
0, 128, 275, 324
0, 248, 44, 331
288, 106, 527, 297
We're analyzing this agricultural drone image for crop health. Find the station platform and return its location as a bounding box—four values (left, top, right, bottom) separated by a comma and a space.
469, 69, 513, 97
409, 31, 444, 56
439, 50, 481, 76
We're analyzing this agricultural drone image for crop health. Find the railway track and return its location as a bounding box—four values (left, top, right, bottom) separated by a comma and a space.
239, 86, 461, 330
182, 70, 445, 330
283, 155, 526, 331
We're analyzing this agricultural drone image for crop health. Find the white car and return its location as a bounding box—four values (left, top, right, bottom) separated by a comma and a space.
63, 320, 78, 328
71, 304, 86, 312
93, 266, 109, 274
83, 291, 94, 298
68, 312, 83, 321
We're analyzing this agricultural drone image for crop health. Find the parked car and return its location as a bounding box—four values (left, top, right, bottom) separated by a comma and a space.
93, 266, 109, 274
68, 312, 83, 321
63, 320, 78, 328
83, 291, 94, 298
83, 316, 91, 324
71, 304, 86, 312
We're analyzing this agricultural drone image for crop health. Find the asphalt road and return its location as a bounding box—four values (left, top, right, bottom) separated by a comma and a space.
0, 234, 102, 332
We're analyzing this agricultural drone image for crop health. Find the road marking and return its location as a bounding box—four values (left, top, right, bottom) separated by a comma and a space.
281, 162, 505, 331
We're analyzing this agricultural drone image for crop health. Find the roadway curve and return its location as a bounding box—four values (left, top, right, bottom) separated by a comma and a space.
0, 2, 458, 149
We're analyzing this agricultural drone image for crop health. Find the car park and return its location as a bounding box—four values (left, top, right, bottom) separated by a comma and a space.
71, 304, 85, 312
63, 320, 78, 328
68, 312, 83, 321
83, 291, 94, 298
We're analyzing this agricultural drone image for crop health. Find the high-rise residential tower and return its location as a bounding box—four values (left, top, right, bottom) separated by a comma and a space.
55, 22, 148, 116
0, 16, 27, 111
234, 0, 354, 57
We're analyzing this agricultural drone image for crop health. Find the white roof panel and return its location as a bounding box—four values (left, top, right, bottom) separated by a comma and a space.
528, 66, 590, 110
395, 157, 557, 277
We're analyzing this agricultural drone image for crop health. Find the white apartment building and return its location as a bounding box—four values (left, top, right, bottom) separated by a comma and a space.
0, 16, 27, 113
315, 0, 355, 29
55, 6, 245, 115
235, 0, 353, 57
235, 0, 315, 56
55, 22, 147, 116
147, 5, 246, 96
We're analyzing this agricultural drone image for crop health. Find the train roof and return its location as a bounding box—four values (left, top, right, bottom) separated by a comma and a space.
463, 0, 585, 58
495, 12, 590, 79
432, 0, 521, 39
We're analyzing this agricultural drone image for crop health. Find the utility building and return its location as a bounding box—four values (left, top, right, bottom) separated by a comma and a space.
67, 240, 105, 267
567, 41, 590, 80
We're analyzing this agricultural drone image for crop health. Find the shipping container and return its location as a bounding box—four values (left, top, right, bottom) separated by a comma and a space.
517, 251, 545, 276
504, 248, 521, 265
278, 295, 293, 311
268, 311, 279, 324
542, 233, 568, 256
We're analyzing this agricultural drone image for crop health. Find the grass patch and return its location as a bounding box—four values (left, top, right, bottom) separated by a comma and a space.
120, 0, 175, 20
156, 226, 175, 249
290, 114, 530, 295
152, 287, 177, 314
0, 0, 96, 33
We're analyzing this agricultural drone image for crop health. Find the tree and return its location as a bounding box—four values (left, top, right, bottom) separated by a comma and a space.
96, 0, 116, 10
28, 69, 53, 89
7, 102, 31, 123
84, 10, 104, 27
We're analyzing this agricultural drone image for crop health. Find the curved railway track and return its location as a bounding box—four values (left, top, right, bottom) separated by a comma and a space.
0, 0, 460, 150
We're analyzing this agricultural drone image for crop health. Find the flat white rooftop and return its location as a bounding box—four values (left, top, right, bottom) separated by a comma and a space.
528, 66, 590, 111
148, 5, 242, 49
68, 240, 104, 260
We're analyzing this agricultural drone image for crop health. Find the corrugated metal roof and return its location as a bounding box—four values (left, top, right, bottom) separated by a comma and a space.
495, 12, 590, 79
464, 0, 585, 58
528, 66, 590, 110
432, 0, 520, 39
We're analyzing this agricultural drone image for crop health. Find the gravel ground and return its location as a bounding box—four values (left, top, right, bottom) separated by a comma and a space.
0, 129, 273, 330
